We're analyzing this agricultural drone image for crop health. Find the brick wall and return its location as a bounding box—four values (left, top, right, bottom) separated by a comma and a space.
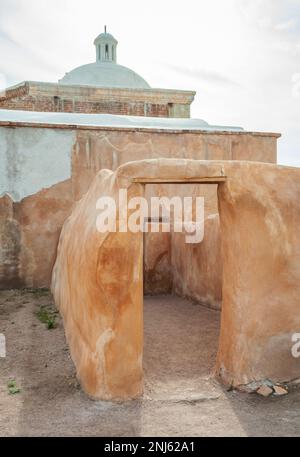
0, 95, 170, 117
0, 82, 194, 118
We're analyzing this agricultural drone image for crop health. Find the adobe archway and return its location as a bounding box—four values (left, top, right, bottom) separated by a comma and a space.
52, 159, 300, 400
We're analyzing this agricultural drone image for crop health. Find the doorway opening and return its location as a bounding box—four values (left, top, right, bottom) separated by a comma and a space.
141, 182, 223, 399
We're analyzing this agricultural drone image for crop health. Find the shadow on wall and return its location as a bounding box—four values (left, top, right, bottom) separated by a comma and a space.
0, 195, 24, 289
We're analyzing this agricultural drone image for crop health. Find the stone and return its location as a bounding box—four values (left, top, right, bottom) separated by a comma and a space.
257, 386, 273, 397
274, 386, 288, 396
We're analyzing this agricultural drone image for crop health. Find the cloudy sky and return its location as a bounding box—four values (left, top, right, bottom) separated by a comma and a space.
0, 0, 299, 166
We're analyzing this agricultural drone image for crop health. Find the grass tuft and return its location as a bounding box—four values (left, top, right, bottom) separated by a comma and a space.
36, 306, 58, 330
8, 379, 21, 395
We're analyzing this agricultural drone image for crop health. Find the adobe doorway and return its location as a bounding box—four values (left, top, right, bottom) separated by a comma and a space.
141, 181, 223, 399
52, 158, 300, 401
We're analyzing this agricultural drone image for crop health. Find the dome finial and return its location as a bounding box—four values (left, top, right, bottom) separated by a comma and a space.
94, 29, 118, 64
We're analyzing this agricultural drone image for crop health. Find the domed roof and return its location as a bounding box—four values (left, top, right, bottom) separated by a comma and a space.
59, 62, 151, 89
59, 29, 151, 89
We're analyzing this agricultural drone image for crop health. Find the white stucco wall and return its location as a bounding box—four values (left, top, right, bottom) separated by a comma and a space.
0, 109, 244, 132
0, 127, 75, 202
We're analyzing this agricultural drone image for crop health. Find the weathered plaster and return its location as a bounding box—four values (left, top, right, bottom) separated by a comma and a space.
0, 127, 75, 201
0, 121, 279, 289
0, 108, 243, 132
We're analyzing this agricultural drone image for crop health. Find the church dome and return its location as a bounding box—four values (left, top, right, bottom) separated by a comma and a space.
59, 28, 151, 90
59, 62, 150, 89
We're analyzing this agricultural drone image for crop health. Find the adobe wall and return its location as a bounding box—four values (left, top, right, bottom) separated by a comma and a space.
0, 122, 279, 292
51, 159, 300, 400
172, 214, 222, 309
216, 162, 300, 386
143, 183, 221, 307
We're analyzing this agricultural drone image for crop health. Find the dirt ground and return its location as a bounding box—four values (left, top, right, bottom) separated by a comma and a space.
0, 290, 300, 437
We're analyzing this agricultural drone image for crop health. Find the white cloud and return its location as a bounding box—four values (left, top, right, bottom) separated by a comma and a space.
292, 73, 300, 97
274, 19, 297, 31
0, 73, 7, 92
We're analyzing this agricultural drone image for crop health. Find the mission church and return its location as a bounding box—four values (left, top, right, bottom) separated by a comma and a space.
0, 28, 195, 118
0, 28, 279, 294
3, 28, 298, 401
